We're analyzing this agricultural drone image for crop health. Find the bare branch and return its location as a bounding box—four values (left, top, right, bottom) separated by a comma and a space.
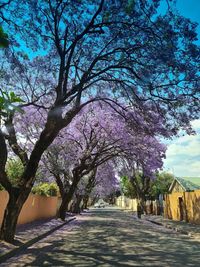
5, 114, 28, 166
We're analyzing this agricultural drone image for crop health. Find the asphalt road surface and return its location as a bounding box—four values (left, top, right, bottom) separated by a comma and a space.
1, 207, 200, 267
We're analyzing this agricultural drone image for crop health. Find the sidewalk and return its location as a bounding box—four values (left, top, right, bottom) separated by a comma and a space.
0, 214, 76, 262
142, 214, 200, 239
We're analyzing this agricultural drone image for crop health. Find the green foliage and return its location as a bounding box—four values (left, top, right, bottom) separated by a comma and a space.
0, 26, 9, 48
0, 90, 25, 117
150, 172, 174, 199
0, 183, 4, 191
6, 159, 24, 186
125, 0, 135, 15
103, 11, 110, 22
120, 176, 137, 198
120, 172, 174, 200
32, 183, 59, 197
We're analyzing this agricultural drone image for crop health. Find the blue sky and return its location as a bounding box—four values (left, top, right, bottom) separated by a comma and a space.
164, 120, 200, 177
163, 1, 200, 177
177, 0, 200, 42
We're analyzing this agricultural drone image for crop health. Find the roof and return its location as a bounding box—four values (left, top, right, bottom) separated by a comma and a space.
169, 177, 200, 193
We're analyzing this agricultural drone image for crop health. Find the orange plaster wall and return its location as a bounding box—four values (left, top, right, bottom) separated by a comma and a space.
0, 191, 9, 225
0, 191, 58, 226
184, 190, 200, 224
165, 192, 184, 221
164, 190, 200, 224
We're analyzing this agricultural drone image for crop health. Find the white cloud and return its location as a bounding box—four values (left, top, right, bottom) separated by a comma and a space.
191, 119, 200, 130
163, 119, 200, 177
166, 137, 200, 158
165, 159, 200, 177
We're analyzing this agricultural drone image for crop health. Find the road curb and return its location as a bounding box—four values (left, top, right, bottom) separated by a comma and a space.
146, 219, 163, 226
0, 217, 76, 264
121, 209, 195, 238
145, 219, 190, 236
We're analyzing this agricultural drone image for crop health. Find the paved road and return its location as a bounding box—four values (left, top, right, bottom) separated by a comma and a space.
1, 207, 200, 267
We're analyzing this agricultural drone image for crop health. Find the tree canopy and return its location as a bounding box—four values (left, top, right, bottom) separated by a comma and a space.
0, 0, 199, 242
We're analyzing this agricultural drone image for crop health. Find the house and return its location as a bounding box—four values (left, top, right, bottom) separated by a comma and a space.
164, 177, 200, 224
168, 177, 200, 193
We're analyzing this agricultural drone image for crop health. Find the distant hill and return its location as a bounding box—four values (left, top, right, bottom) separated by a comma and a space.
182, 177, 200, 186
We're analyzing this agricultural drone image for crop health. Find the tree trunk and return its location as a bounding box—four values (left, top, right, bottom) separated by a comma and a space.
70, 195, 83, 214
81, 169, 97, 210
57, 175, 80, 220
138, 195, 146, 214
91, 195, 98, 206
0, 189, 30, 243
82, 195, 89, 209
57, 193, 69, 220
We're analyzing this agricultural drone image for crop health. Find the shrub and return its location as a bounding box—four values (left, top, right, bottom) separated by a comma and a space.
0, 184, 4, 191
32, 183, 59, 197
48, 183, 59, 196
6, 159, 24, 186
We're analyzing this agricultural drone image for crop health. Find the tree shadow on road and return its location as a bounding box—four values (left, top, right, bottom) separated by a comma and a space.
3, 208, 200, 267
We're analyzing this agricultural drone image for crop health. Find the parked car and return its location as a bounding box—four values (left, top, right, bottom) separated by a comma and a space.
94, 199, 107, 208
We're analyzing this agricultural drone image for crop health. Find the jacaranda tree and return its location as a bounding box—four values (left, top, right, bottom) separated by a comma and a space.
41, 102, 169, 218
0, 0, 199, 242
41, 102, 130, 219
119, 136, 167, 209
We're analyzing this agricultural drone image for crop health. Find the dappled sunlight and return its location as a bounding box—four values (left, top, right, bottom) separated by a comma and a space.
1, 208, 200, 266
